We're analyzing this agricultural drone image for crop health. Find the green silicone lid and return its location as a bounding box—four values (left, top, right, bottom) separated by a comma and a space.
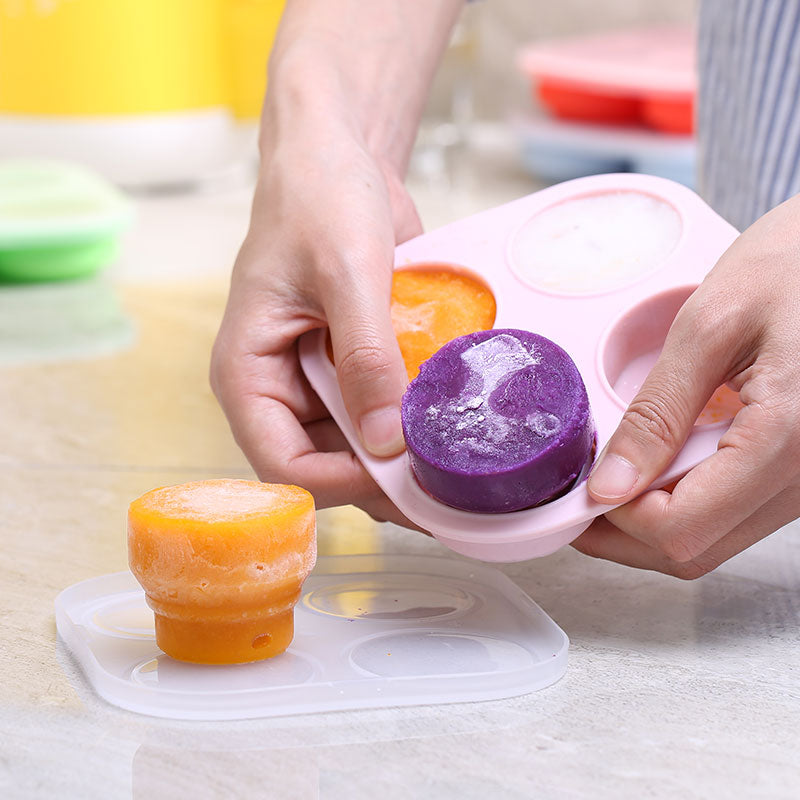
0, 160, 132, 282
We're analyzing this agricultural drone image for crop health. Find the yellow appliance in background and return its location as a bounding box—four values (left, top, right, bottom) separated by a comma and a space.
0, 0, 284, 186
227, 0, 285, 121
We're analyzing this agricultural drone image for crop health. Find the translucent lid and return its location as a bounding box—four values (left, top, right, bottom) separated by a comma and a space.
0, 159, 131, 248
55, 554, 568, 720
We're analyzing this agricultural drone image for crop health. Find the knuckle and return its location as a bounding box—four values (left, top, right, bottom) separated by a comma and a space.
208, 333, 246, 405
622, 395, 685, 451
677, 291, 734, 341
208, 340, 228, 400
336, 340, 391, 385
317, 246, 380, 288
253, 460, 291, 487
576, 539, 604, 561
757, 395, 800, 464
725, 394, 800, 481
570, 535, 599, 559
669, 558, 714, 581
671, 290, 756, 375
657, 520, 709, 565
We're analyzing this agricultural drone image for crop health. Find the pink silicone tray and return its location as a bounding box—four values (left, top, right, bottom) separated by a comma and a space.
299, 174, 739, 562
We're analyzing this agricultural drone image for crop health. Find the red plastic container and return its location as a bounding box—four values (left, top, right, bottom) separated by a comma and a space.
519, 27, 695, 134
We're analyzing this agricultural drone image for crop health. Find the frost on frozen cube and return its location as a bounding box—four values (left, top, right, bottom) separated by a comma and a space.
401, 329, 595, 514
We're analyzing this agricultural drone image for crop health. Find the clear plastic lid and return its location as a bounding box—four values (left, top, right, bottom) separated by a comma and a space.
55, 554, 568, 720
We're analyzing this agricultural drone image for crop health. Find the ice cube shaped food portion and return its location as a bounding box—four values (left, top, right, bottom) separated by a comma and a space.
128, 479, 316, 665
401, 329, 595, 513
327, 266, 497, 380
391, 267, 496, 380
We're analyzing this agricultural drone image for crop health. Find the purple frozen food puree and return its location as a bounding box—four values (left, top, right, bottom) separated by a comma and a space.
401, 328, 595, 513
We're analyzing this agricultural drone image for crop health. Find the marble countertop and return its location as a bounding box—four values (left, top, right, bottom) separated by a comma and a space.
2, 138, 799, 799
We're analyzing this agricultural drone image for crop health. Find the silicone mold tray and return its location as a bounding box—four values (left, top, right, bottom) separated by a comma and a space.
55, 554, 568, 720
299, 174, 740, 562
517, 27, 695, 133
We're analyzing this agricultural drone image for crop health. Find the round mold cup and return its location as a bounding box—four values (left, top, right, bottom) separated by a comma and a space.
432, 518, 594, 563
326, 261, 499, 372
303, 575, 476, 622
348, 629, 536, 679
389, 261, 499, 377
508, 190, 683, 297
418, 441, 597, 564
599, 285, 743, 427
391, 261, 498, 306
394, 260, 490, 283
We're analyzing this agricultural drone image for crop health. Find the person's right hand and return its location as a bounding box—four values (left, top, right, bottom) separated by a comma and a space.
211, 105, 423, 526
574, 192, 800, 577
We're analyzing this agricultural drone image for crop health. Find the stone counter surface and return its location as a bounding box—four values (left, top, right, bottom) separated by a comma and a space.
2, 149, 799, 799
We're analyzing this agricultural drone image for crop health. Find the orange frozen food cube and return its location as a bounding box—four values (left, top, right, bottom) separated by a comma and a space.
128, 479, 316, 665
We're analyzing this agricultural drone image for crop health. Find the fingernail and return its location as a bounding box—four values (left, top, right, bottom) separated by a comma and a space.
589, 453, 639, 500
359, 406, 405, 457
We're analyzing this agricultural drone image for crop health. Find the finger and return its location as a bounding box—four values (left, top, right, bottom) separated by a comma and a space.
301, 419, 427, 531
302, 419, 425, 529
573, 484, 800, 578
212, 333, 330, 426
304, 418, 355, 454
588, 289, 746, 504
381, 165, 424, 244
394, 201, 424, 245
324, 260, 408, 459
215, 335, 413, 516
605, 396, 794, 561
572, 515, 678, 572
226, 390, 378, 508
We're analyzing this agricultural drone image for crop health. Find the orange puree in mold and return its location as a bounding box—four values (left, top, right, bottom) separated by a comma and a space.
697, 384, 744, 425
391, 268, 497, 380
128, 479, 316, 665
326, 267, 497, 380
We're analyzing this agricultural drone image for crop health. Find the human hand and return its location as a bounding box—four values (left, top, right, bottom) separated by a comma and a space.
211, 1, 463, 526
211, 117, 422, 526
573, 193, 800, 577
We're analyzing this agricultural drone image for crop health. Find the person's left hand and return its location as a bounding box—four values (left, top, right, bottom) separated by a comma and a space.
572, 193, 800, 578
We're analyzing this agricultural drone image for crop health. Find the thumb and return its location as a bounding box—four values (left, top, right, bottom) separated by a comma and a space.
588, 306, 730, 503
324, 262, 408, 459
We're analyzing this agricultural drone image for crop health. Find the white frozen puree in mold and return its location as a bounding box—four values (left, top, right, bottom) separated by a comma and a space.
512, 191, 682, 294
